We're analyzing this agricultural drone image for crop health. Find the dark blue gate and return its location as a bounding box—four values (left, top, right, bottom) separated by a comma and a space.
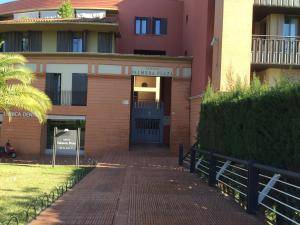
131, 101, 164, 144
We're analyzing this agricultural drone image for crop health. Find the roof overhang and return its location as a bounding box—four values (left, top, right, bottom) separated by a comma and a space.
0, 22, 119, 32
21, 52, 193, 64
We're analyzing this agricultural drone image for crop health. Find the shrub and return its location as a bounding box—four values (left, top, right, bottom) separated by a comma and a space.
197, 78, 300, 172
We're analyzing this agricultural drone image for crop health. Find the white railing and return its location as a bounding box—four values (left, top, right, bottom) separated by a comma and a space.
252, 35, 300, 65
254, 0, 300, 7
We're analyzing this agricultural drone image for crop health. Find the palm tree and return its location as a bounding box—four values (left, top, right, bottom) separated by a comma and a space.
0, 53, 52, 123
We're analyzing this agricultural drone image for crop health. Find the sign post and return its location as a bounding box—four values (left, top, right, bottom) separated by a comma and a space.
76, 128, 81, 167
52, 127, 58, 168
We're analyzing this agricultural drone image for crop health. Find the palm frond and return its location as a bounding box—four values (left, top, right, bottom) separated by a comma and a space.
0, 53, 52, 123
0, 67, 34, 84
0, 54, 27, 69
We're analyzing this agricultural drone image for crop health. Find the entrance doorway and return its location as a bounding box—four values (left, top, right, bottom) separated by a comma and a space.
130, 76, 171, 146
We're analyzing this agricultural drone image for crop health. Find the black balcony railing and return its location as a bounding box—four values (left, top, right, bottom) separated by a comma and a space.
47, 90, 87, 106
252, 35, 300, 65
254, 0, 300, 8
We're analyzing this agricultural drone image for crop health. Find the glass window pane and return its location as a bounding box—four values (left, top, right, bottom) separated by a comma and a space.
141, 20, 147, 34
155, 20, 161, 35
73, 32, 83, 52
136, 19, 141, 34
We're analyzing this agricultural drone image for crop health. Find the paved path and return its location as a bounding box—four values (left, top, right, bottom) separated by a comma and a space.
30, 148, 263, 225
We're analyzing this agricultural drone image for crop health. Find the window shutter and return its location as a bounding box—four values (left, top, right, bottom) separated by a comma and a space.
152, 18, 156, 34
82, 31, 88, 52
72, 73, 87, 106
161, 18, 168, 35
57, 31, 72, 52
29, 31, 42, 52
46, 73, 61, 105
98, 32, 113, 53
6, 32, 22, 52
147, 17, 152, 35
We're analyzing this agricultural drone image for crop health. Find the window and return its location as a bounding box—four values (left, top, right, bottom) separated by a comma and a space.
57, 31, 87, 52
46, 73, 61, 105
72, 73, 88, 106
72, 32, 83, 52
134, 49, 166, 55
98, 32, 113, 53
283, 17, 298, 37
153, 18, 167, 35
76, 10, 106, 19
135, 17, 149, 35
45, 73, 87, 106
40, 11, 58, 19
0, 32, 41, 52
154, 19, 161, 35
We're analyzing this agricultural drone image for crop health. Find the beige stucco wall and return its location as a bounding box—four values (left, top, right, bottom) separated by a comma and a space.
87, 31, 98, 52
42, 31, 57, 52
212, 0, 254, 91
256, 68, 300, 86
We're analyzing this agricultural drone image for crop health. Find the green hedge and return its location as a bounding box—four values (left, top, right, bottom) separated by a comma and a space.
197, 79, 300, 172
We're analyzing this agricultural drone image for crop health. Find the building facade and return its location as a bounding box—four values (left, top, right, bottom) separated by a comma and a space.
0, 0, 299, 156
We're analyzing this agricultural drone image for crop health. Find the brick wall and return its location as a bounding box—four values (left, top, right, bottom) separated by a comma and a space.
170, 78, 190, 154
85, 76, 131, 156
190, 97, 201, 146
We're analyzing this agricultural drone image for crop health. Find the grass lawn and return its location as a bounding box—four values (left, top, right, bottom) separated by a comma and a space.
0, 163, 83, 224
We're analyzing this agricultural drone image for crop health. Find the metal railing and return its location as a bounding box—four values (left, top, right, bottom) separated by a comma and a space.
0, 166, 95, 225
252, 35, 300, 66
254, 0, 300, 8
47, 91, 87, 106
179, 145, 300, 225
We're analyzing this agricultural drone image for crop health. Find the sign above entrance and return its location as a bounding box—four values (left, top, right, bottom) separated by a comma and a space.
131, 66, 173, 77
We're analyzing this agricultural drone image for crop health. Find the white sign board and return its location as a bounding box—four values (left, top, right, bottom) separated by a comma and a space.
131, 66, 173, 77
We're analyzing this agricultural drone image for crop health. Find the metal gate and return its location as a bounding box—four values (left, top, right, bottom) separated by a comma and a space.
131, 101, 164, 144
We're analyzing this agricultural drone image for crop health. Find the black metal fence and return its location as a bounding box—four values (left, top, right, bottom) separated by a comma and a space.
179, 145, 300, 225
0, 166, 95, 225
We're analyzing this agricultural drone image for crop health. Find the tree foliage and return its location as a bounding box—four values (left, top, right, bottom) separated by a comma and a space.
0, 54, 52, 123
57, 0, 75, 18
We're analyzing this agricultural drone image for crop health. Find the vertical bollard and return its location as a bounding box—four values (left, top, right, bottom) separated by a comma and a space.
246, 160, 259, 214
190, 148, 196, 173
179, 144, 184, 166
208, 151, 217, 187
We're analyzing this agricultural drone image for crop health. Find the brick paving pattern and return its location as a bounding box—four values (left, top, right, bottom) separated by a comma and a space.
30, 147, 263, 225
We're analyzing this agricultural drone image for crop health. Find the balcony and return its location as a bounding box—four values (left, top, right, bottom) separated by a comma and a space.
48, 90, 87, 106
254, 0, 300, 8
252, 35, 300, 66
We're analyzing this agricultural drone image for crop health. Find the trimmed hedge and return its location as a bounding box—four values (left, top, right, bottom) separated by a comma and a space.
197, 79, 300, 172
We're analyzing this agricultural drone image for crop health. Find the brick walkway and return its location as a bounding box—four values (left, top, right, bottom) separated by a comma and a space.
30, 147, 263, 225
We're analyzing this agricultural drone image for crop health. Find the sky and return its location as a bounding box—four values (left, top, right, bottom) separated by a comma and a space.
0, 0, 16, 3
